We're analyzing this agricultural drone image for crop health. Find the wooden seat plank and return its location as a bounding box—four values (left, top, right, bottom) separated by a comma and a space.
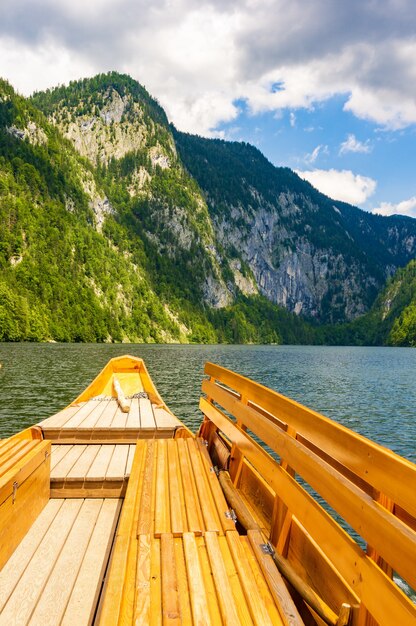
0, 499, 64, 612
196, 438, 236, 533
205, 531, 242, 625
186, 439, 221, 533
62, 400, 100, 429
0, 499, 83, 625
38, 404, 82, 429
176, 439, 204, 535
126, 398, 141, 429
0, 439, 26, 462
111, 403, 131, 429
126, 445, 136, 476
154, 408, 181, 429
137, 441, 156, 536
150, 537, 162, 626
183, 532, 212, 626
161, 533, 181, 625
86, 445, 115, 481
173, 537, 193, 625
106, 445, 130, 480
50, 445, 87, 479
66, 445, 101, 481
61, 499, 121, 626
239, 536, 285, 626
134, 534, 152, 624
139, 398, 156, 429
248, 529, 304, 626
155, 440, 170, 536
167, 440, 187, 536
78, 399, 113, 430
226, 531, 279, 626
28, 499, 103, 626
92, 401, 118, 428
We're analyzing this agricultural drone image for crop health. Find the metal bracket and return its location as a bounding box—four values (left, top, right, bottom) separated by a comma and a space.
225, 509, 237, 523
12, 481, 18, 504
202, 440, 208, 447
260, 542, 275, 556
210, 465, 219, 476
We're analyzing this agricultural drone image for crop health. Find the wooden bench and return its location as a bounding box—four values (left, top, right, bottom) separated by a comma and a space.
98, 438, 303, 625
0, 427, 50, 571
50, 443, 136, 497
0, 497, 121, 625
198, 362, 416, 626
38, 398, 184, 442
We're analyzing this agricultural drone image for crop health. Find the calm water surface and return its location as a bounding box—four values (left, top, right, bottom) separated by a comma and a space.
0, 343, 415, 463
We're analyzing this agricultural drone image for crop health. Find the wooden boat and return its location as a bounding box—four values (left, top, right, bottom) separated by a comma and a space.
0, 355, 415, 626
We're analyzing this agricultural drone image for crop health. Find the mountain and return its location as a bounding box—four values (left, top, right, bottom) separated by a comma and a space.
173, 130, 416, 323
0, 71, 415, 344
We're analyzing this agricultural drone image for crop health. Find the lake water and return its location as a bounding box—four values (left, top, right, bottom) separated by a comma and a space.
0, 343, 415, 462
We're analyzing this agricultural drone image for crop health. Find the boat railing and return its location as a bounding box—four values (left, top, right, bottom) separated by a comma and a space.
199, 362, 416, 626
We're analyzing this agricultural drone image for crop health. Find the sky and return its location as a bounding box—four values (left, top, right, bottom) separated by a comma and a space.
0, 0, 415, 217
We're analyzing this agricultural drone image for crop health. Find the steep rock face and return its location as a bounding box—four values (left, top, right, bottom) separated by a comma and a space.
32, 74, 232, 309
174, 131, 416, 322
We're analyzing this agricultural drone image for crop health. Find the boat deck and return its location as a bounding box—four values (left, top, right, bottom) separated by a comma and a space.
0, 498, 120, 626
38, 397, 183, 442
99, 438, 299, 625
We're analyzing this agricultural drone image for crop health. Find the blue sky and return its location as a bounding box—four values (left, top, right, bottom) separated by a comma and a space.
0, 0, 415, 216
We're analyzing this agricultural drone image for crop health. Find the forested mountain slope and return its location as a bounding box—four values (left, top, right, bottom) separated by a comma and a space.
0, 72, 415, 345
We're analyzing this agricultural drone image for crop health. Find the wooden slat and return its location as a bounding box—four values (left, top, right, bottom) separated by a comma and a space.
126, 398, 141, 429
139, 398, 156, 429
154, 408, 181, 429
93, 401, 118, 428
78, 399, 113, 429
155, 440, 170, 536
50, 445, 73, 470
174, 538, 193, 625
137, 441, 156, 536
111, 404, 130, 429
126, 445, 136, 475
0, 499, 83, 624
0, 499, 64, 612
204, 362, 416, 520
38, 404, 81, 428
167, 440, 186, 537
29, 499, 103, 626
106, 445, 130, 480
50, 444, 87, 479
161, 534, 181, 625
86, 445, 115, 481
134, 534, 151, 625
62, 400, 100, 429
196, 438, 235, 533
66, 445, 101, 481
226, 531, 278, 626
248, 529, 303, 626
62, 499, 121, 626
150, 538, 162, 626
205, 531, 242, 624
176, 439, 204, 535
183, 533, 212, 626
240, 536, 286, 625
0, 440, 38, 478
186, 438, 221, 533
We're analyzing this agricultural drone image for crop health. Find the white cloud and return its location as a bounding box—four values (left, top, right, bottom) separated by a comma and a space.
339, 133, 371, 155
0, 1, 416, 134
372, 196, 416, 218
304, 144, 328, 164
295, 168, 377, 206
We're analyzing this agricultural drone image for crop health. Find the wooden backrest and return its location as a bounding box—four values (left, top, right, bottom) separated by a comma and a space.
199, 362, 416, 626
